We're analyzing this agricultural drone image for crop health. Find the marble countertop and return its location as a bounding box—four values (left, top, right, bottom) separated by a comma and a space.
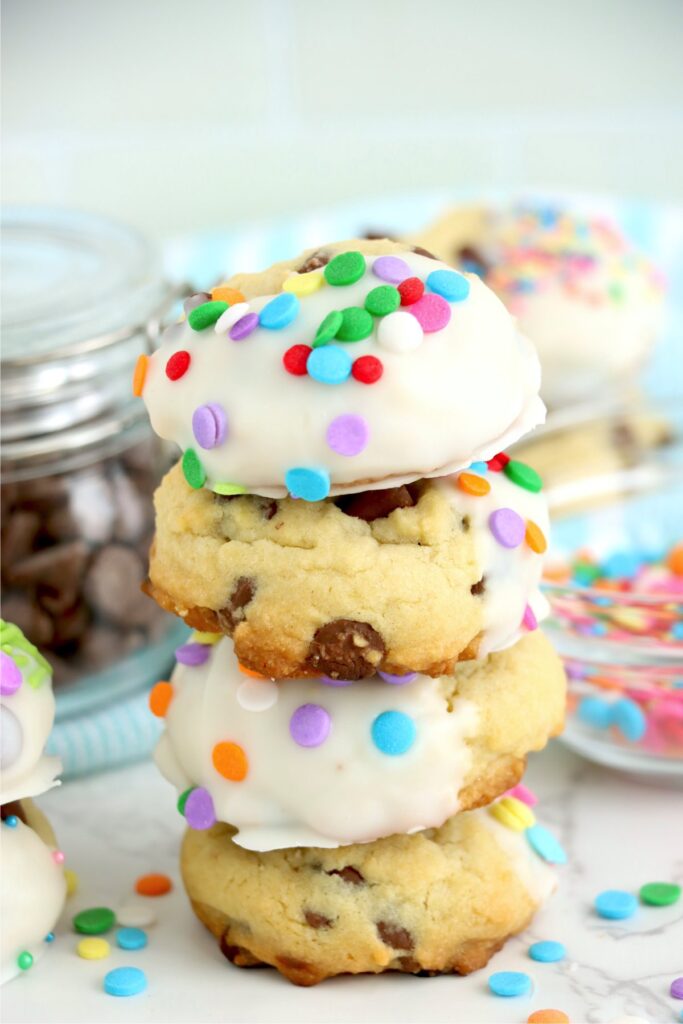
4, 742, 682, 1024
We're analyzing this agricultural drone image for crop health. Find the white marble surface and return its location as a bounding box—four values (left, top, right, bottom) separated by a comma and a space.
3, 742, 682, 1024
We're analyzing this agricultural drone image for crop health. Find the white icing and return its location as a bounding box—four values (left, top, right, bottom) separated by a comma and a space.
0, 816, 66, 985
481, 812, 558, 905
142, 251, 545, 497
155, 638, 480, 851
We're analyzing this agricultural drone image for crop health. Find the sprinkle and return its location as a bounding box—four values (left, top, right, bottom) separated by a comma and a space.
73, 907, 116, 935
352, 354, 383, 383
469, 461, 488, 472
181, 448, 205, 490
595, 889, 637, 920
165, 350, 191, 381
184, 787, 216, 830
211, 286, 245, 305
377, 310, 423, 352
527, 1011, 570, 1023
602, 551, 641, 580
0, 651, 22, 695
526, 824, 567, 864
314, 310, 344, 348
116, 928, 148, 951
290, 704, 331, 747
489, 508, 525, 548
77, 937, 110, 960
525, 520, 548, 554
407, 293, 451, 333
175, 643, 211, 667
191, 631, 221, 645
523, 604, 538, 631
398, 277, 424, 305
238, 664, 268, 679
3, 815, 19, 828
117, 902, 157, 928
668, 543, 683, 576
132, 354, 148, 397
639, 881, 681, 906
212, 741, 249, 782
285, 466, 331, 501
489, 796, 536, 832
504, 459, 543, 492
192, 403, 228, 450
612, 698, 646, 741
188, 300, 228, 331
487, 452, 510, 472
45, 932, 55, 943
17, 952, 33, 971
214, 302, 250, 334
283, 270, 324, 296
282, 343, 313, 375
578, 696, 613, 728
457, 472, 491, 496
488, 970, 532, 997
65, 869, 79, 896
365, 285, 400, 317
671, 977, 683, 999
103, 966, 147, 997
229, 311, 260, 340
336, 306, 374, 342
371, 710, 416, 756
377, 670, 417, 685
307, 345, 352, 384
135, 873, 172, 897
426, 269, 470, 302
324, 251, 366, 286
326, 414, 369, 457
213, 482, 247, 496
177, 788, 194, 816
505, 783, 538, 806
236, 679, 279, 711
529, 940, 566, 963
372, 255, 411, 284
259, 292, 300, 330
321, 675, 354, 687
53, 850, 65, 865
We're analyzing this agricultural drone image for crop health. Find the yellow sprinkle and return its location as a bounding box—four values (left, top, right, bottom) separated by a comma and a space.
213, 482, 247, 496
191, 631, 222, 646
77, 937, 110, 960
489, 797, 536, 832
282, 270, 324, 297
65, 868, 79, 897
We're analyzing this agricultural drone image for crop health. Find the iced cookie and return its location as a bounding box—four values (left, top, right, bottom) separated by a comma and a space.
137, 239, 545, 499
145, 455, 549, 679
181, 800, 560, 985
153, 630, 565, 851
413, 204, 665, 407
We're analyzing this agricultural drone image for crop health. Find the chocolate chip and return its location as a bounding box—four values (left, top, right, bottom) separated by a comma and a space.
216, 576, 256, 632
412, 245, 438, 261
297, 250, 331, 273
0, 594, 54, 647
336, 486, 416, 523
304, 910, 333, 929
470, 577, 486, 595
183, 292, 212, 314
259, 498, 278, 521
5, 541, 89, 595
376, 921, 414, 951
307, 619, 385, 680
398, 956, 426, 974
1, 800, 27, 823
219, 933, 262, 969
462, 515, 470, 532
0, 511, 41, 571
327, 866, 365, 885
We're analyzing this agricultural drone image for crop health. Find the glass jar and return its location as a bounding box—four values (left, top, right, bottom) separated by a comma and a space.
1, 208, 187, 714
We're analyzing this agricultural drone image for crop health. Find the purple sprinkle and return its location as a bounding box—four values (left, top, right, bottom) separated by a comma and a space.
372, 255, 411, 284
192, 403, 228, 450
326, 414, 369, 457
321, 675, 353, 687
670, 976, 683, 999
229, 311, 259, 341
522, 604, 538, 631
488, 507, 525, 549
175, 643, 211, 667
378, 670, 417, 685
0, 652, 22, 696
289, 704, 331, 747
184, 787, 216, 830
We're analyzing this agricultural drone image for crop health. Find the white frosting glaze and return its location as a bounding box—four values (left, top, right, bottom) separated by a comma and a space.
0, 814, 66, 985
142, 250, 545, 497
481, 812, 558, 905
155, 637, 481, 851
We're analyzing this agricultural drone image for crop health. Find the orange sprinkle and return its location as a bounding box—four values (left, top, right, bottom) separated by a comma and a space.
212, 741, 248, 782
132, 354, 148, 397
543, 563, 571, 583
211, 285, 246, 305
527, 1011, 570, 1024
135, 873, 173, 897
238, 664, 268, 680
456, 472, 491, 497
525, 519, 548, 554
667, 542, 683, 576
148, 681, 173, 718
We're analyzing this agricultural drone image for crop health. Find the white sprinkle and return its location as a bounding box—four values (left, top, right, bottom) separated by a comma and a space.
117, 901, 158, 928
215, 302, 250, 334
377, 311, 423, 353
237, 679, 279, 712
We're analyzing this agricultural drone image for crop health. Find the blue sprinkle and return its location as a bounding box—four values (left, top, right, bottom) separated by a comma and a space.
103, 966, 148, 997
671, 622, 683, 641
469, 461, 488, 473
44, 932, 55, 943
526, 824, 567, 865
258, 292, 299, 330
488, 970, 532, 997
116, 928, 148, 951
285, 467, 330, 502
529, 940, 566, 963
588, 621, 608, 636
426, 269, 470, 302
612, 698, 646, 742
592, 595, 613, 608
595, 889, 637, 920
602, 551, 641, 580
371, 710, 416, 756
539, 207, 560, 228
306, 345, 352, 385
3, 816, 18, 828
578, 696, 613, 730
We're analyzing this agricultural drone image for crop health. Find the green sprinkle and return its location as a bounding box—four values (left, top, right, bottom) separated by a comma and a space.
0, 620, 51, 688
73, 907, 116, 936
608, 282, 625, 303
188, 301, 228, 331
313, 310, 343, 348
17, 951, 33, 971
573, 561, 601, 585
336, 307, 373, 342
182, 449, 206, 490
213, 482, 247, 496
365, 285, 400, 317
177, 788, 195, 816
639, 881, 681, 907
324, 251, 366, 287
504, 459, 543, 493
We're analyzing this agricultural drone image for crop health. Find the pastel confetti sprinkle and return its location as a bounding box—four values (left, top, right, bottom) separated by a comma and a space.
214, 302, 250, 334
527, 1012, 570, 1024
321, 675, 354, 687
229, 311, 260, 340
73, 907, 116, 935
504, 459, 543, 493
377, 670, 417, 685
314, 310, 344, 347
639, 881, 681, 906
371, 710, 416, 756
612, 698, 646, 741
307, 345, 352, 385
505, 783, 538, 807
377, 310, 423, 353
526, 824, 567, 864
236, 679, 279, 711
671, 976, 683, 998
290, 704, 331, 747
426, 268, 470, 302
326, 414, 369, 457
165, 350, 190, 381
283, 344, 313, 375
132, 354, 148, 397
192, 403, 227, 450
212, 741, 249, 782
0, 651, 22, 695
364, 285, 400, 317
372, 255, 411, 284
213, 482, 247, 496
283, 270, 324, 296
407, 292, 451, 333
135, 873, 172, 897
336, 306, 374, 342
116, 928, 148, 951
488, 970, 532, 997
188, 301, 228, 331
489, 508, 525, 548
259, 292, 300, 330
489, 796, 536, 832
104, 966, 147, 997
398, 276, 424, 305
457, 472, 491, 497
595, 889, 637, 920
523, 604, 538, 631
324, 251, 366, 286
117, 902, 157, 929
529, 940, 566, 963
181, 448, 205, 489
285, 466, 331, 501
65, 869, 79, 896
352, 354, 383, 383
77, 937, 110, 960
175, 643, 211, 667
211, 286, 245, 305
525, 519, 547, 554
184, 787, 216, 830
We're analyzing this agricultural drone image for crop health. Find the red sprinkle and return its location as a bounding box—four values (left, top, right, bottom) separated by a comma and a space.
166, 350, 191, 381
352, 355, 383, 384
487, 452, 510, 472
283, 344, 312, 376
398, 277, 425, 306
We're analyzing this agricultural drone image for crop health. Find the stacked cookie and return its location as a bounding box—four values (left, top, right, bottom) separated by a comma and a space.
139, 240, 567, 984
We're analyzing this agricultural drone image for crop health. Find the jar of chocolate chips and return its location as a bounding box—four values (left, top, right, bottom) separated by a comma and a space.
1, 208, 187, 699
